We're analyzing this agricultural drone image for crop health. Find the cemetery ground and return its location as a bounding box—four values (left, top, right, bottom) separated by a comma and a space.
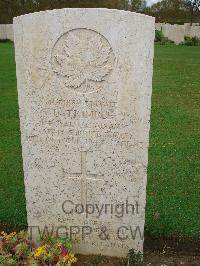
0, 42, 199, 264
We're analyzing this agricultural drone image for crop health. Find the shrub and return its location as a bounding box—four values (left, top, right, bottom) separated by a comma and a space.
155, 30, 173, 45
155, 30, 164, 42
121, 249, 143, 266
0, 39, 13, 43
0, 231, 77, 265
181, 36, 200, 46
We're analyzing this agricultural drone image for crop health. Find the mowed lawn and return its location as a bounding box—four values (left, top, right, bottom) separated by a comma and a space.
0, 42, 199, 236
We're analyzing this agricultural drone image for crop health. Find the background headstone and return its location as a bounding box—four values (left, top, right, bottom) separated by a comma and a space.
0, 24, 6, 40
14, 8, 155, 257
0, 24, 13, 41
162, 23, 185, 44
5, 24, 14, 41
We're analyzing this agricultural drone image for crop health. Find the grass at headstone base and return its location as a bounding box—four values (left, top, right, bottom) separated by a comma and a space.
0, 42, 199, 238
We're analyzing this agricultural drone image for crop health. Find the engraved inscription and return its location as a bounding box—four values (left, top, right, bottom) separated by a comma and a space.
51, 29, 115, 94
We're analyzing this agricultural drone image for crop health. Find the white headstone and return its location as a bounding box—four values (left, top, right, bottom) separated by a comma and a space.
5, 24, 14, 41
14, 8, 154, 257
162, 24, 185, 44
0, 24, 6, 40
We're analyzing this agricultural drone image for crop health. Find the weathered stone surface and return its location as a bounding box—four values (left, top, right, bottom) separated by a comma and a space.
14, 8, 154, 257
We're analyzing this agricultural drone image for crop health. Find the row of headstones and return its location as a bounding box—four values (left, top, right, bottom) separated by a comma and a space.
2, 23, 200, 45
2, 22, 200, 45
156, 22, 200, 44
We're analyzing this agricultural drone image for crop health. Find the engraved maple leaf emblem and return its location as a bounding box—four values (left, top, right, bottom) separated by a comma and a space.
53, 30, 113, 93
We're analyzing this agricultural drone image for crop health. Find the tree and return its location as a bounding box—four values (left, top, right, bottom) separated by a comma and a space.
184, 0, 200, 24
131, 0, 147, 11
125, 0, 147, 11
144, 0, 200, 23
0, 0, 148, 23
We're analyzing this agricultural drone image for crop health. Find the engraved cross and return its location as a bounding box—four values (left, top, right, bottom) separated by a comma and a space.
66, 151, 104, 207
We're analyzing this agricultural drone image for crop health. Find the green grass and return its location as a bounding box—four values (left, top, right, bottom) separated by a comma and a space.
0, 42, 199, 236
146, 44, 200, 236
0, 42, 27, 225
